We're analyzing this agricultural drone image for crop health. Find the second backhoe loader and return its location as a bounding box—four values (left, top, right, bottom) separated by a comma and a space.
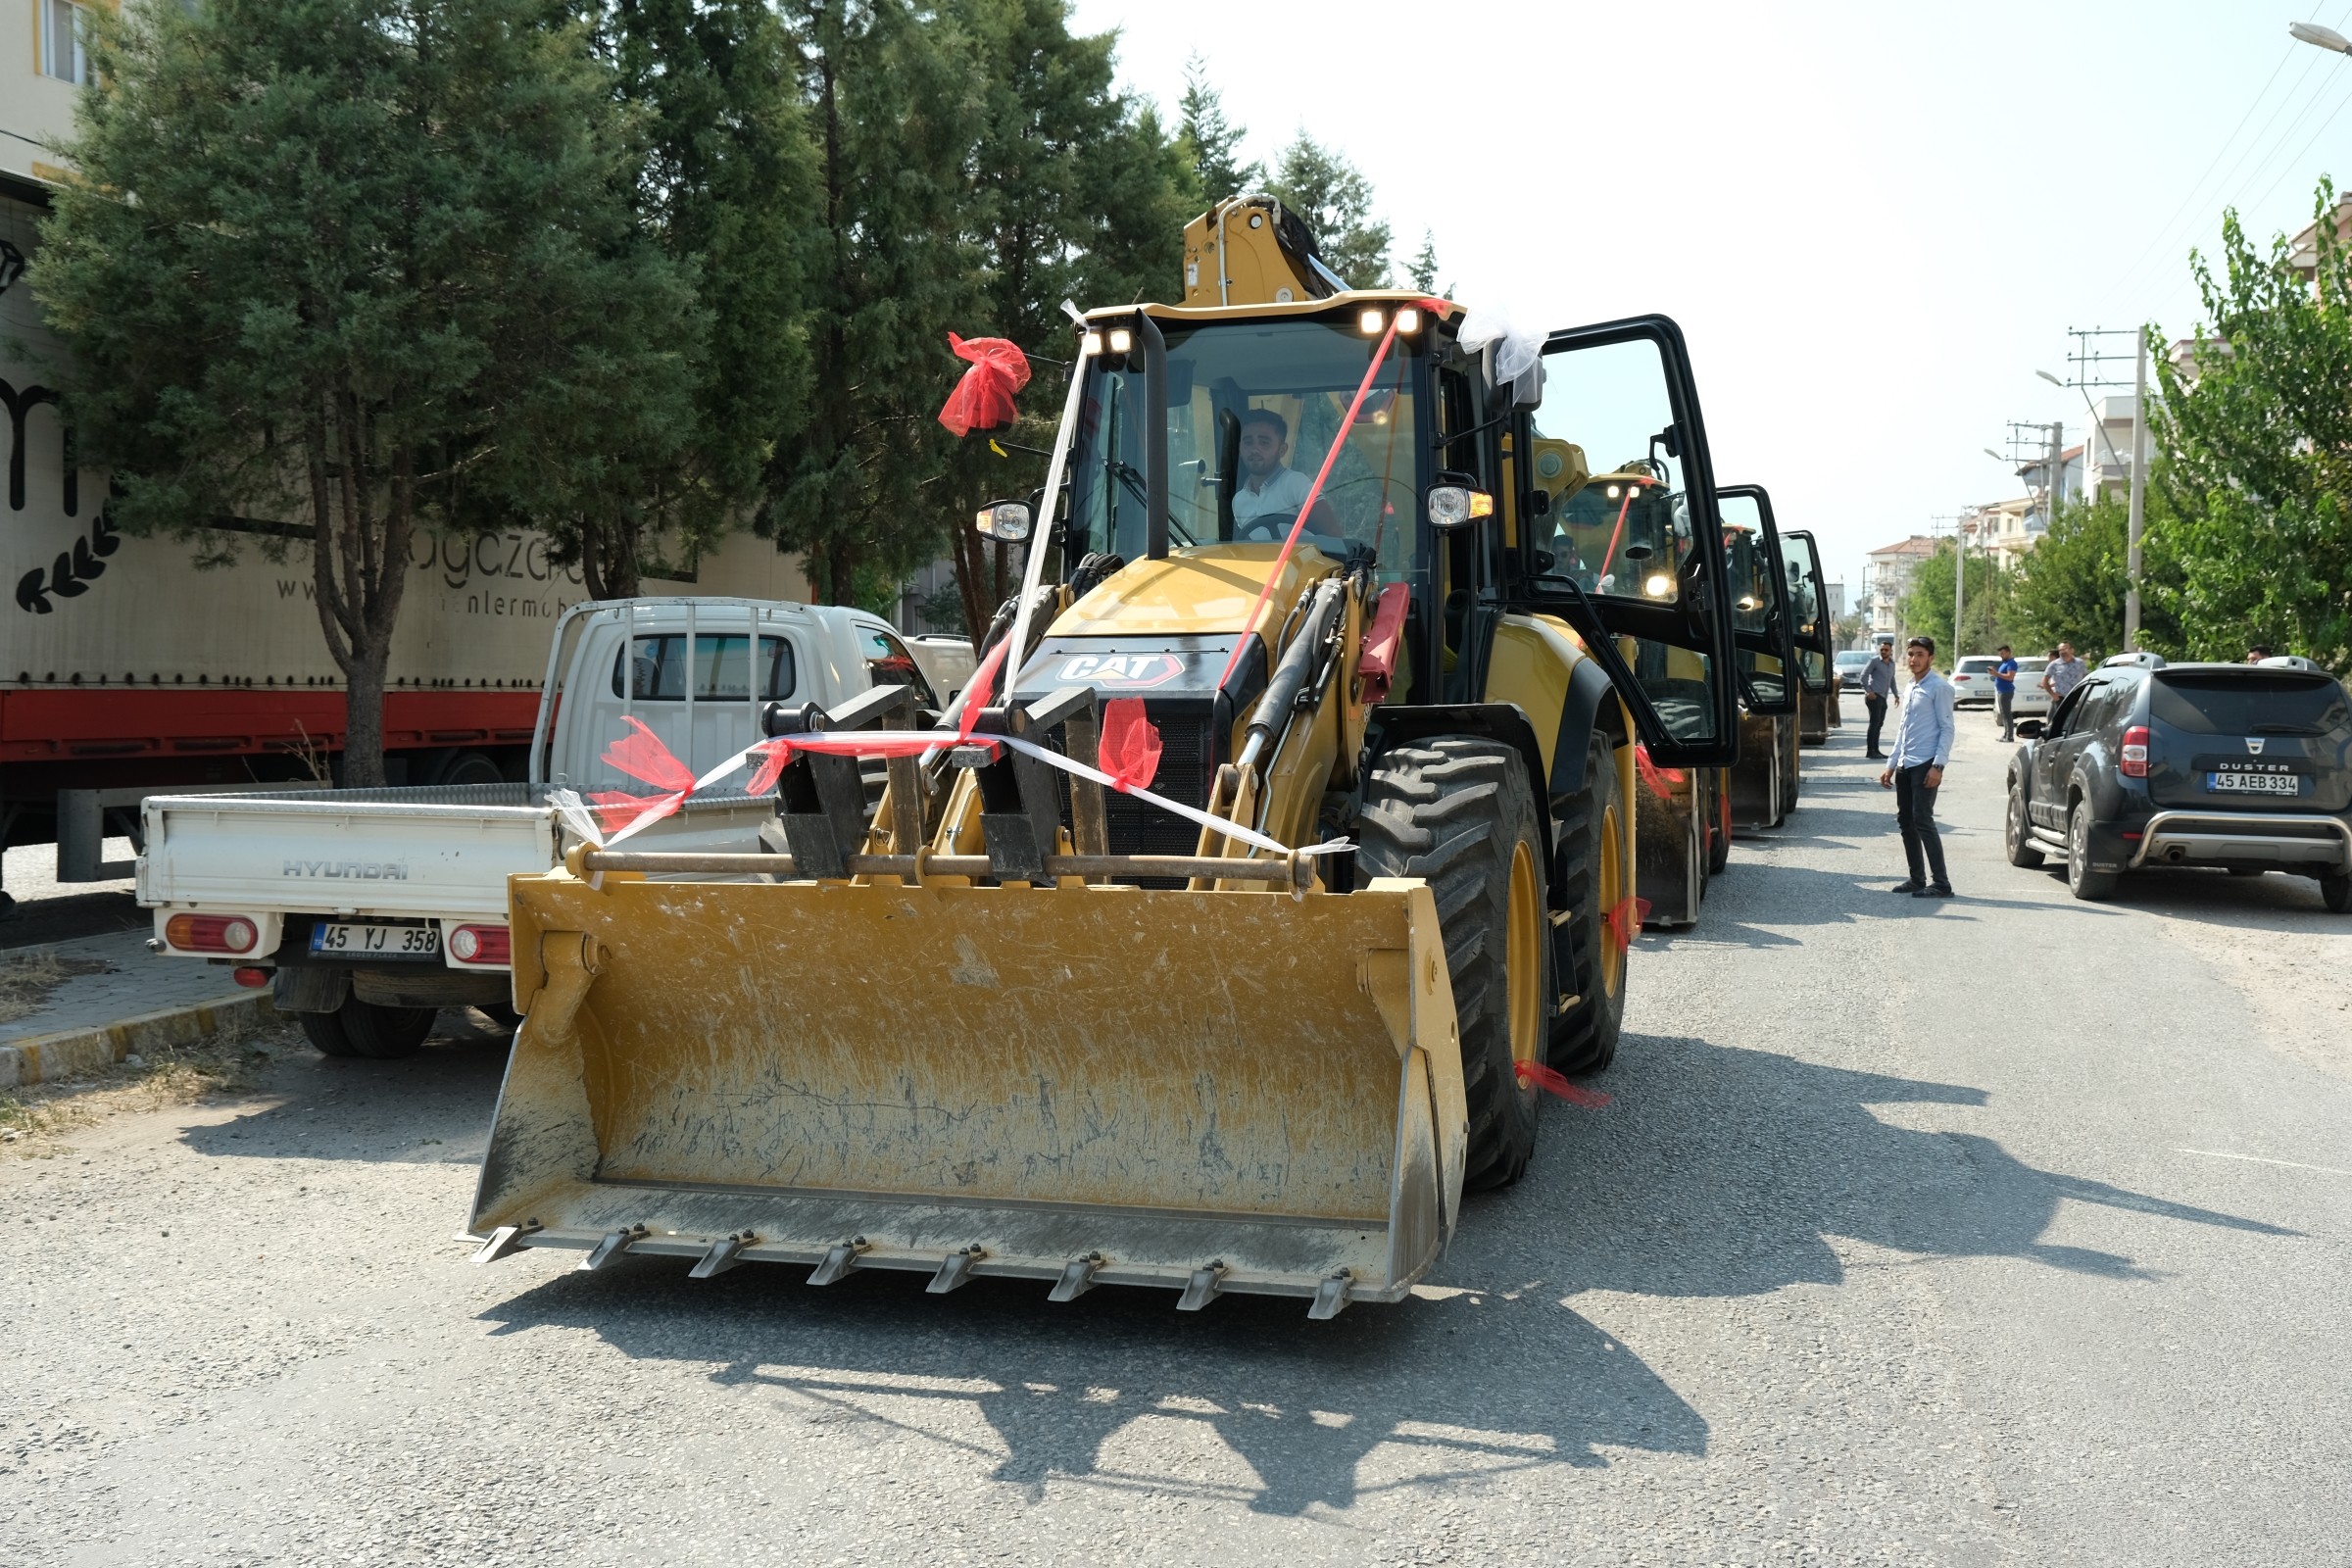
464, 197, 1741, 1315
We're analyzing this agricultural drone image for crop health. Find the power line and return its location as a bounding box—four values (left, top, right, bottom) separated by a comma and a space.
2247, 74, 2352, 217
2114, 2, 2352, 306
2219, 59, 2352, 224
2112, 40, 2297, 297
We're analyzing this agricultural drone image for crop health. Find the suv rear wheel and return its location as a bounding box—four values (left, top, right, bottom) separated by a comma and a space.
2067, 799, 2119, 902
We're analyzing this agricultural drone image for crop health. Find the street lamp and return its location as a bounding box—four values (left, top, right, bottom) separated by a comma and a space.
2041, 368, 2128, 476
2290, 21, 2352, 53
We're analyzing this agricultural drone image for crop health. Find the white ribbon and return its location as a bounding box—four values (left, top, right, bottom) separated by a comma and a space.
585, 729, 1348, 862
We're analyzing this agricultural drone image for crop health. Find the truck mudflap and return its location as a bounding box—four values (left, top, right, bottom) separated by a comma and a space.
466, 870, 1467, 1315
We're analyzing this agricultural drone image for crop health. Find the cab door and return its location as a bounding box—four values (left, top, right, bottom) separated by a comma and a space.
1504, 316, 1740, 766
1780, 529, 1835, 694
1718, 485, 1798, 717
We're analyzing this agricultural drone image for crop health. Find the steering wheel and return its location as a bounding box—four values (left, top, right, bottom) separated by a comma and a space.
1238, 511, 1298, 542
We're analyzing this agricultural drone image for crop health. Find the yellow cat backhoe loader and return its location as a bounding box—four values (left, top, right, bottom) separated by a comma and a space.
1722, 485, 1801, 829
463, 196, 1741, 1314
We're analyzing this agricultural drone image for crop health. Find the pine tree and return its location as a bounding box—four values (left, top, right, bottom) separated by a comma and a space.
1406, 228, 1441, 294
1268, 131, 1392, 288
1175, 53, 1259, 208
765, 0, 982, 607
33, 0, 698, 784
940, 0, 1190, 639
572, 0, 816, 599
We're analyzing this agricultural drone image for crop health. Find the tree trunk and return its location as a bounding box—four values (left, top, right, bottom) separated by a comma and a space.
342, 642, 391, 788
580, 514, 642, 601
304, 386, 411, 788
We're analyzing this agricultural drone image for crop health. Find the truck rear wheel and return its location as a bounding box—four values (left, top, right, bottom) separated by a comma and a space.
301, 997, 435, 1059
1355, 738, 1546, 1191
1548, 734, 1628, 1076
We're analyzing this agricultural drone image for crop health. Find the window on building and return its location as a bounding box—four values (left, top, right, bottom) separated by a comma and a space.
41, 0, 96, 85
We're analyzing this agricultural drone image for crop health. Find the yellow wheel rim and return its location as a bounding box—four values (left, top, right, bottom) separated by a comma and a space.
1598, 800, 1625, 997
1507, 841, 1541, 1080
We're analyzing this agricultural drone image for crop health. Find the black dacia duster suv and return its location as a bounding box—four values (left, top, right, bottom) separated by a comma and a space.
2004, 656, 2352, 908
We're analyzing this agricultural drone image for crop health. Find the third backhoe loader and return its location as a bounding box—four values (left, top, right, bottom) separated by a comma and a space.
1722, 485, 1801, 829
1785, 528, 1838, 746
463, 196, 1740, 1315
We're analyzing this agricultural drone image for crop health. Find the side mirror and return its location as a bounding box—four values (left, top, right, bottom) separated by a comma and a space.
1427, 484, 1494, 530
2014, 718, 2044, 739
974, 500, 1031, 542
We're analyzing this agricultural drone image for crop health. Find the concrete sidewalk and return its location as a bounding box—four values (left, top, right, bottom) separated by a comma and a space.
0, 928, 273, 1089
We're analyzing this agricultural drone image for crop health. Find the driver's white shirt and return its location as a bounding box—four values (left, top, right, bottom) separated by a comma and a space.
1232, 466, 1313, 527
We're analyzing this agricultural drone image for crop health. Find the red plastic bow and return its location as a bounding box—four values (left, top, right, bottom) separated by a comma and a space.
1634, 744, 1686, 801
938, 334, 1032, 437
1098, 698, 1162, 792
589, 716, 698, 834
1514, 1060, 1613, 1108
1603, 895, 1651, 952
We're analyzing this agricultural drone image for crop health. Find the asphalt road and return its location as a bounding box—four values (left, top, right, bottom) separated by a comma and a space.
6, 699, 2348, 1566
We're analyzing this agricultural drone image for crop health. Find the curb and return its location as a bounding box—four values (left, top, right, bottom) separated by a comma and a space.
0, 991, 277, 1091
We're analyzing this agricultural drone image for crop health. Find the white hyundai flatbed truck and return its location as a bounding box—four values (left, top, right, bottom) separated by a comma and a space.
136, 597, 946, 1058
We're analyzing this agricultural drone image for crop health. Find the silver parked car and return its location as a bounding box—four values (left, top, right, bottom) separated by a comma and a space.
1952, 655, 2049, 716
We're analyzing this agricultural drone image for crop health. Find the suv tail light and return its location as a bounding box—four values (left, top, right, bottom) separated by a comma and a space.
448, 924, 512, 965
2121, 725, 2149, 778
165, 912, 259, 954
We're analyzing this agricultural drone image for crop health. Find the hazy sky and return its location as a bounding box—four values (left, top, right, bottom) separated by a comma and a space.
1065, 0, 2352, 593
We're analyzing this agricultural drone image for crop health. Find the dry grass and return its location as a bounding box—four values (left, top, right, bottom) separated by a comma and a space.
0, 1021, 281, 1157
0, 950, 115, 1025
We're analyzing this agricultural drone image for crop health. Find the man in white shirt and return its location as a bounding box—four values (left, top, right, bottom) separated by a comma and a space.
1230, 408, 1315, 533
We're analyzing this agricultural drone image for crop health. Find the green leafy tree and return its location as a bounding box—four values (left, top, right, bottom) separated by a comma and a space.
1175, 53, 1258, 207
939, 0, 1190, 639
2152, 182, 2352, 671
765, 0, 980, 606
574, 0, 815, 598
1896, 540, 2015, 664
32, 0, 697, 784
2007, 491, 2181, 659
1268, 131, 1391, 287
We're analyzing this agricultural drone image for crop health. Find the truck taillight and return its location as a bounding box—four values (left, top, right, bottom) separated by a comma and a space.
2121, 725, 2149, 778
449, 924, 512, 965
165, 913, 258, 954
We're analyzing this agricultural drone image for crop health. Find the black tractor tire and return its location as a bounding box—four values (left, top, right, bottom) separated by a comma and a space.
1547, 734, 1629, 1076
303, 997, 436, 1059
2321, 872, 2351, 912
1356, 738, 1549, 1191
2066, 799, 2120, 902
2004, 780, 2044, 867
432, 750, 507, 789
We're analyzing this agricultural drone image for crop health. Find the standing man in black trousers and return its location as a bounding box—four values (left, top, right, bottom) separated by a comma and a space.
1857, 638, 1897, 760
1880, 635, 1956, 898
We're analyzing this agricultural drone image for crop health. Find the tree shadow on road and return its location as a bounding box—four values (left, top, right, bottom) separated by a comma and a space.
468, 1033, 2295, 1517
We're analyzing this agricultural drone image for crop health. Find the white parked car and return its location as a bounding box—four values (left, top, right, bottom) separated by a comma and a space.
1950, 655, 2050, 715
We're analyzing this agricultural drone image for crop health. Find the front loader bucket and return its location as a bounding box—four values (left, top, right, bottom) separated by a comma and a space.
468, 870, 1467, 1313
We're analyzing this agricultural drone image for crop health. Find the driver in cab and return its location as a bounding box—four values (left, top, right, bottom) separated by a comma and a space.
1231, 408, 1315, 531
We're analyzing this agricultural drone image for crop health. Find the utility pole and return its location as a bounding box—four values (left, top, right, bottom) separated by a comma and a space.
2126, 329, 2149, 651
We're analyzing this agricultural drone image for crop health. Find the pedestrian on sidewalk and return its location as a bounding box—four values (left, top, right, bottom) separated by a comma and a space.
1858, 639, 1897, 759
2046, 642, 2087, 704
1992, 644, 2020, 742
1880, 635, 1955, 898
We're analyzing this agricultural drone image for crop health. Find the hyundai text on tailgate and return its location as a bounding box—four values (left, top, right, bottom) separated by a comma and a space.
2003, 656, 2352, 908
138, 597, 934, 1058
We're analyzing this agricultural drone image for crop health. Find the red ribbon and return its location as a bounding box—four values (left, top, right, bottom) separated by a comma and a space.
1514, 1060, 1613, 1108
937, 333, 1031, 437
589, 717, 699, 834
957, 634, 1013, 741
1098, 698, 1161, 792
1603, 895, 1651, 951
1633, 744, 1686, 801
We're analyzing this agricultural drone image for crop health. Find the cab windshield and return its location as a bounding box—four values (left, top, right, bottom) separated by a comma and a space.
1065, 316, 1424, 581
